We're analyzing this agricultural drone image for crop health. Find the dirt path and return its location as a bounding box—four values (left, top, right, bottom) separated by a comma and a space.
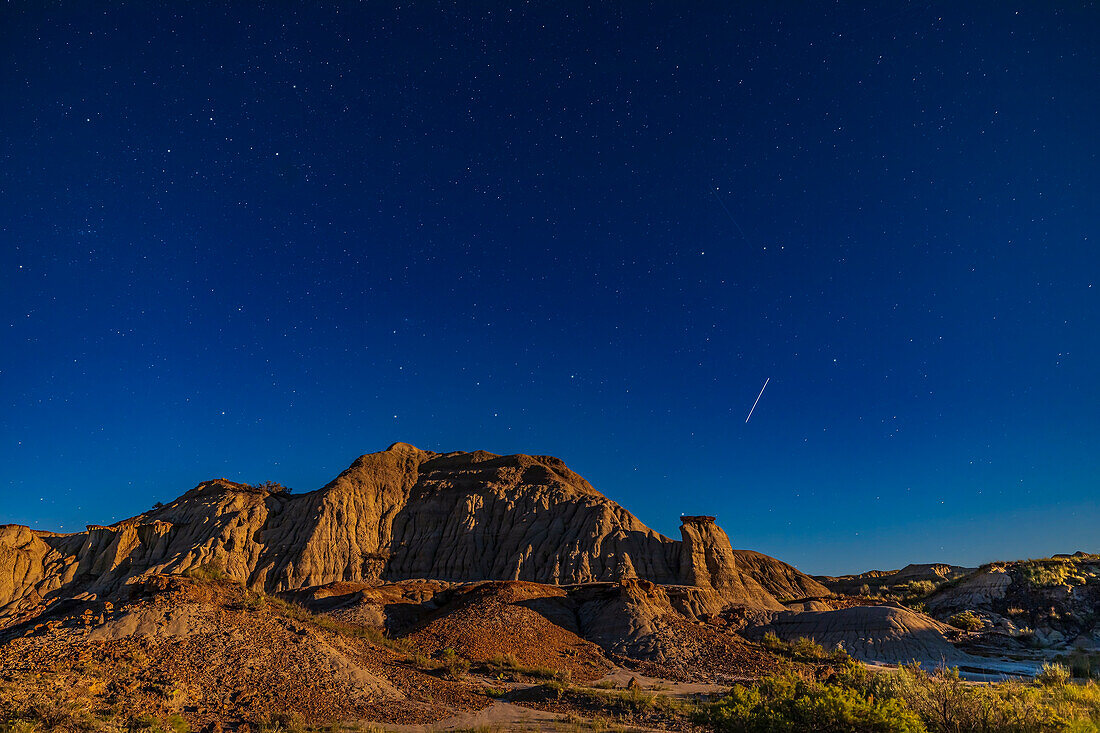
591, 667, 731, 697
379, 699, 567, 732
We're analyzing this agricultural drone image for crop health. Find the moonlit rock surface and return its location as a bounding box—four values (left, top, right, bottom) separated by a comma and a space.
0, 443, 823, 623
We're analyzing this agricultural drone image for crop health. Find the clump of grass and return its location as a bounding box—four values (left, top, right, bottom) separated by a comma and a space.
257, 711, 307, 732
240, 589, 267, 611
407, 649, 471, 679
557, 715, 626, 733
1035, 662, 1072, 687
441, 648, 471, 680
1, 693, 107, 732
410, 652, 442, 672
181, 562, 226, 582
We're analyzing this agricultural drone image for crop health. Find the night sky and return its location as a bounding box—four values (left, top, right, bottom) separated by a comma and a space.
2, 3, 1097, 575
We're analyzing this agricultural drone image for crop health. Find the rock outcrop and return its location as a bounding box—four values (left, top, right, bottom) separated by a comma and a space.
745, 605, 969, 665
0, 443, 820, 625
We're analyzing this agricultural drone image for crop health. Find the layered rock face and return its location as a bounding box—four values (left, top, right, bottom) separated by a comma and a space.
0, 443, 819, 623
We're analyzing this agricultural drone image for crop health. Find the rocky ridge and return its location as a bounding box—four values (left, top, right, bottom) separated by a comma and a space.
0, 443, 825, 626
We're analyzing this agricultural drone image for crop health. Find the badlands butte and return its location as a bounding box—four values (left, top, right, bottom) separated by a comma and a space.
1, 443, 1098, 731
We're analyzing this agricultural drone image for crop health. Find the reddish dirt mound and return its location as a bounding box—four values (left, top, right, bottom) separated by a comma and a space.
405, 581, 613, 682
618, 614, 783, 683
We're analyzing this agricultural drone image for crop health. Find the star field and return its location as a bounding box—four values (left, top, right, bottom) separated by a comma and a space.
1, 3, 1097, 574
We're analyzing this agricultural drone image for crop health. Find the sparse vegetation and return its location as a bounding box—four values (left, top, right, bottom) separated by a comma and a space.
410, 652, 443, 671
761, 631, 850, 663
166, 713, 190, 733
263, 595, 410, 652
252, 480, 292, 494
482, 653, 570, 682
1020, 559, 1088, 588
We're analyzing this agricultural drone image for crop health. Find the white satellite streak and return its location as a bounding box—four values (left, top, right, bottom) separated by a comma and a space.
744, 377, 770, 423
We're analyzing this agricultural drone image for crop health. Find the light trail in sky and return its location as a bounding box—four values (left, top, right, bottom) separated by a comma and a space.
745, 377, 770, 423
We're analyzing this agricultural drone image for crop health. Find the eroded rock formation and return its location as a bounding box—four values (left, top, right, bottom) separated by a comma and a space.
0, 443, 820, 624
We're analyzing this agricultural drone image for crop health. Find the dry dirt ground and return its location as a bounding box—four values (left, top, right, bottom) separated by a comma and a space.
0, 576, 782, 732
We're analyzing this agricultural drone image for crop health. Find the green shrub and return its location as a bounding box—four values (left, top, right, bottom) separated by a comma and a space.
946, 610, 983, 631
904, 580, 937, 598
696, 674, 924, 732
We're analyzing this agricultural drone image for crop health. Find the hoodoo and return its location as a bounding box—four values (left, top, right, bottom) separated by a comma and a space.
0, 443, 824, 625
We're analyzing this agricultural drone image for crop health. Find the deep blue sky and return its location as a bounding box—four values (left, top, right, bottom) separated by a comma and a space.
2, 3, 1096, 575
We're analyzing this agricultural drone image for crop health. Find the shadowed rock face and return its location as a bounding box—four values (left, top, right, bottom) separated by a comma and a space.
0, 443, 820, 624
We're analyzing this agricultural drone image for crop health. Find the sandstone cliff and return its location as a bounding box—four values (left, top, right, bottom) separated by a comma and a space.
0, 443, 819, 624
